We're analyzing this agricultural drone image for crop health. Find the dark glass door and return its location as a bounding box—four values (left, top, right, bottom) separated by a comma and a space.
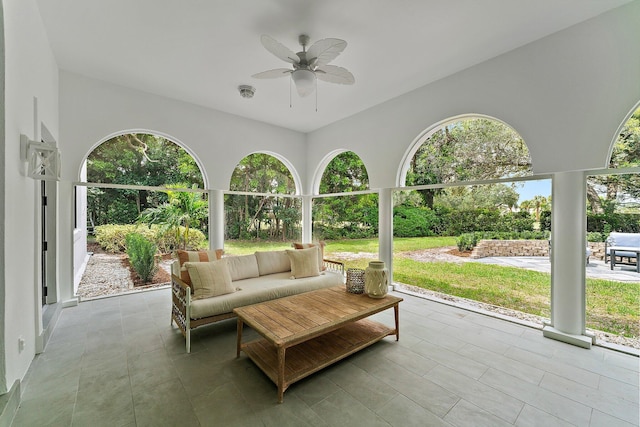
41, 180, 48, 305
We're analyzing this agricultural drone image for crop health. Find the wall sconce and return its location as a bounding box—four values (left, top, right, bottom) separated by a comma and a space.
20, 134, 60, 181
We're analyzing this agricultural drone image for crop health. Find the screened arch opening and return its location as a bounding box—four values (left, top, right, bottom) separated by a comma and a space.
395, 116, 555, 333
404, 116, 532, 208
314, 151, 379, 269
585, 106, 639, 347
85, 133, 205, 226
225, 153, 300, 244
76, 132, 207, 298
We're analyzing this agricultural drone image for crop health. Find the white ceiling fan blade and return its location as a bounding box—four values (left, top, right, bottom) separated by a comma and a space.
252, 68, 292, 79
260, 35, 300, 64
315, 65, 355, 85
307, 38, 346, 67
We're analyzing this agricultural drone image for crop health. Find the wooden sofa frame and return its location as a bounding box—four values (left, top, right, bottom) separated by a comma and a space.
171, 259, 345, 352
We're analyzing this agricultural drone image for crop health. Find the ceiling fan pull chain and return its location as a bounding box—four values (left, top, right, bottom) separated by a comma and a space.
289, 76, 292, 108
315, 77, 318, 112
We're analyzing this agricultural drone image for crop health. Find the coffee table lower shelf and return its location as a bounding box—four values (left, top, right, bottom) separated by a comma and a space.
240, 318, 394, 402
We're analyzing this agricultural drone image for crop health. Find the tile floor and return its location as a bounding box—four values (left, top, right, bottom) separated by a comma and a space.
12, 288, 640, 427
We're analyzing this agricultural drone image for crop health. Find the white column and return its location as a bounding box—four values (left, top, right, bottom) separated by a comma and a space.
543, 171, 592, 348
378, 188, 394, 284
60, 181, 78, 306
209, 189, 224, 250
302, 195, 312, 243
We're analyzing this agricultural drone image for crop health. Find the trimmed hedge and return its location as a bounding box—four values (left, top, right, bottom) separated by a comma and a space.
95, 224, 206, 253
587, 213, 640, 234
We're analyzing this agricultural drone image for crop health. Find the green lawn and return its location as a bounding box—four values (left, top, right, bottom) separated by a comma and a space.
223, 237, 639, 339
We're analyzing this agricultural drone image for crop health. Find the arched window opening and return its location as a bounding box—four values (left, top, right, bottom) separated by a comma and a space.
585, 106, 639, 348
587, 106, 640, 216
76, 133, 206, 299
314, 151, 378, 269
405, 116, 532, 208
86, 133, 205, 227
225, 153, 300, 245
395, 116, 556, 336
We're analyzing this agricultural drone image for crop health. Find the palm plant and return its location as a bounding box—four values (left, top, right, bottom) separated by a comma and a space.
139, 184, 208, 250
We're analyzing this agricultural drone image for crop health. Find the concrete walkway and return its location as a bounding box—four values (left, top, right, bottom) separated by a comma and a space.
471, 256, 640, 283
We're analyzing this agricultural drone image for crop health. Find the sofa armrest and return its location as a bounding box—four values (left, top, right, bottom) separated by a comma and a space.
171, 274, 192, 351
323, 258, 345, 275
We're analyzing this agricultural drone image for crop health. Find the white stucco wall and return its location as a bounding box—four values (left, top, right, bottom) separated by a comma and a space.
306, 1, 640, 190
59, 72, 307, 187
2, 0, 59, 393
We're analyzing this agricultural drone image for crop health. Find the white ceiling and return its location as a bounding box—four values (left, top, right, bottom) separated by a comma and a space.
35, 0, 631, 133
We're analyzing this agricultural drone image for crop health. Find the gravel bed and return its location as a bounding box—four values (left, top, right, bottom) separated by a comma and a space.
77, 253, 171, 300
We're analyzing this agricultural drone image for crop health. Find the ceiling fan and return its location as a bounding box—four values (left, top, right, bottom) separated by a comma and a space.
252, 34, 355, 98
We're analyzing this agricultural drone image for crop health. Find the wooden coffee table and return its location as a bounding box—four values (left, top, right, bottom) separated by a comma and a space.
234, 286, 402, 403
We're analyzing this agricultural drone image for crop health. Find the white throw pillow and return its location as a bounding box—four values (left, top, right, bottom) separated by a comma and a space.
286, 247, 320, 279
184, 259, 235, 300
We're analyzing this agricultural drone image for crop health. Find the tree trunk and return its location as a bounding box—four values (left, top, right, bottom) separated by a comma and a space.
586, 184, 604, 214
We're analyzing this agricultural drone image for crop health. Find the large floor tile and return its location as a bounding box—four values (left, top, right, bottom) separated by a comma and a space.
11, 288, 640, 427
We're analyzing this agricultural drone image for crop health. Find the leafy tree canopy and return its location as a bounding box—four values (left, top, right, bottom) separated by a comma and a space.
405, 117, 531, 207
88, 133, 203, 188
587, 107, 640, 213
435, 184, 520, 211
229, 153, 296, 194
314, 152, 376, 239
227, 153, 299, 241
86, 133, 204, 227
319, 151, 369, 194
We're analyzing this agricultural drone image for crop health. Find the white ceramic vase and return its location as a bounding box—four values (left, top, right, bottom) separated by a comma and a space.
364, 261, 388, 298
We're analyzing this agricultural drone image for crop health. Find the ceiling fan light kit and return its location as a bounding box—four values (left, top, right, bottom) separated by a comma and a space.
252, 34, 355, 101
291, 69, 316, 97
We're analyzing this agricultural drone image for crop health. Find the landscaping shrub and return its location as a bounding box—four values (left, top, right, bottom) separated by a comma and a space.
436, 208, 534, 236
393, 205, 438, 237
539, 210, 552, 232
95, 225, 155, 252
313, 222, 377, 240
95, 224, 206, 253
125, 233, 157, 283
587, 213, 640, 233
496, 211, 535, 232
587, 232, 606, 242
153, 226, 207, 253
456, 233, 478, 251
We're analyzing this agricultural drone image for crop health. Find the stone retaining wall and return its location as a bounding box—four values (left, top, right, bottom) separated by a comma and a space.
588, 242, 606, 260
470, 240, 607, 260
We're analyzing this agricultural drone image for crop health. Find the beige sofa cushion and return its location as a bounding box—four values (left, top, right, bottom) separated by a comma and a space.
176, 249, 223, 287
184, 259, 235, 300
255, 250, 291, 276
225, 254, 260, 282
286, 247, 320, 279
189, 270, 344, 319
292, 241, 326, 271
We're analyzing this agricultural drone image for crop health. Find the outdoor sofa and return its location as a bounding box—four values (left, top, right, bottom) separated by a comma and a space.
171, 245, 345, 352
605, 232, 640, 271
